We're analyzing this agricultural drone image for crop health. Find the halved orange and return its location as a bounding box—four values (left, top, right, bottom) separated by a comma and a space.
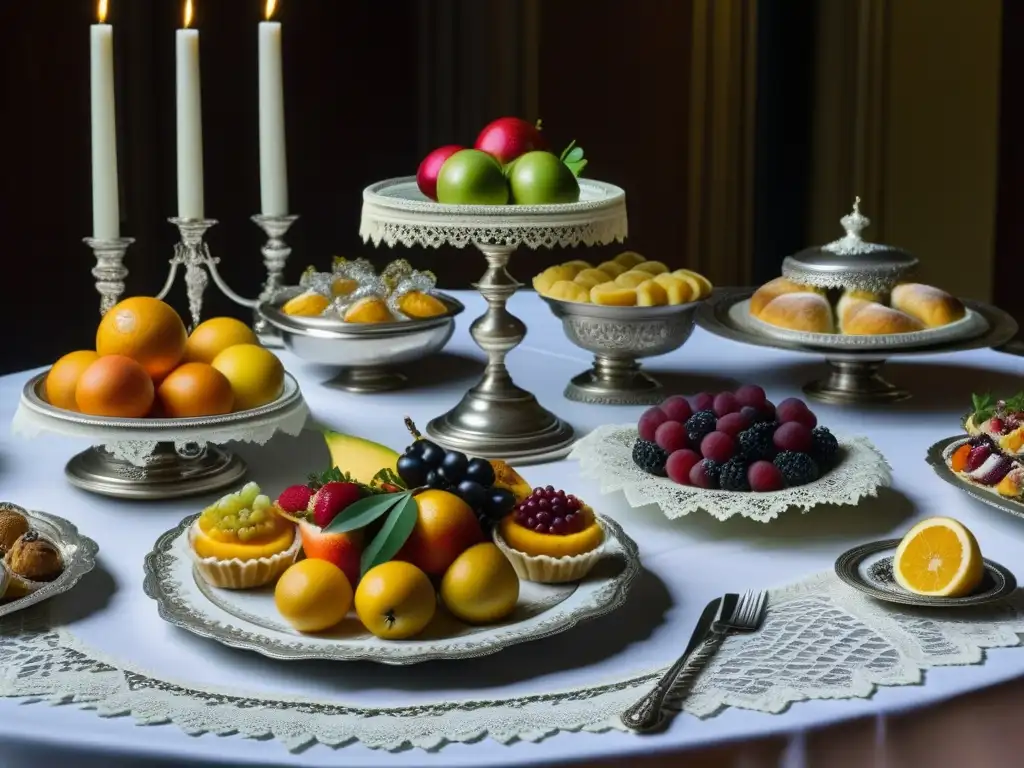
893, 517, 984, 597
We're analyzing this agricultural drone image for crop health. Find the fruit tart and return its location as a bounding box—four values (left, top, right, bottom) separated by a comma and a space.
3, 530, 64, 600
188, 482, 300, 589
947, 393, 1024, 501
494, 486, 604, 583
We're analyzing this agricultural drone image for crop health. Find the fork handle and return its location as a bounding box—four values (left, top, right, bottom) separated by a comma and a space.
621, 635, 713, 732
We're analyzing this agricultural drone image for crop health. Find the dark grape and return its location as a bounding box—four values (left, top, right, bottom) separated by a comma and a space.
405, 442, 425, 457
438, 451, 468, 484
483, 488, 516, 519
425, 469, 449, 489
419, 441, 445, 468
456, 479, 486, 511
396, 454, 428, 487
465, 457, 496, 487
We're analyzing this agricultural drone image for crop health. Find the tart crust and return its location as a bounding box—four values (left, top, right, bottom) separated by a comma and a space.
493, 511, 605, 584
188, 521, 300, 590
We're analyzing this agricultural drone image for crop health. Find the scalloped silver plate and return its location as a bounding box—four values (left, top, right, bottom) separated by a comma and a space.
0, 504, 99, 618
143, 514, 640, 664
926, 436, 1024, 520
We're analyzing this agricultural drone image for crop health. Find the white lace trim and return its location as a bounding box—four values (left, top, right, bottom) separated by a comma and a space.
2, 572, 1022, 753
569, 425, 892, 522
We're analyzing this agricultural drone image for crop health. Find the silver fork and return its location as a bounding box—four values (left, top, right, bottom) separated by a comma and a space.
621, 589, 769, 732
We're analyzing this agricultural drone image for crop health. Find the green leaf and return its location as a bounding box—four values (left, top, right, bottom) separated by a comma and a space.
1006, 392, 1024, 413
564, 158, 588, 177
372, 467, 406, 490
559, 140, 577, 162
360, 494, 419, 575
564, 147, 584, 163
971, 392, 995, 421
324, 491, 408, 535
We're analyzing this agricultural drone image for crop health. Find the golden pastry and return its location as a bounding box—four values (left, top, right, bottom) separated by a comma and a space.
750, 277, 818, 317
5, 531, 62, 582
0, 506, 30, 555
547, 280, 591, 303
890, 283, 966, 327
614, 270, 654, 289
344, 296, 394, 323
636, 279, 668, 306
653, 274, 695, 305
613, 251, 646, 268
595, 260, 627, 277
572, 268, 612, 290
591, 283, 637, 306
758, 293, 835, 333
841, 300, 924, 335
633, 260, 669, 276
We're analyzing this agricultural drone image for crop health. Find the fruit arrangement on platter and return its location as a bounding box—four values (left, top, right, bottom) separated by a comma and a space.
45, 297, 284, 419
632, 385, 841, 492
280, 257, 449, 323
946, 393, 1024, 501
749, 278, 966, 336
186, 423, 605, 638
0, 505, 64, 603
893, 517, 985, 598
416, 117, 588, 206
534, 251, 713, 307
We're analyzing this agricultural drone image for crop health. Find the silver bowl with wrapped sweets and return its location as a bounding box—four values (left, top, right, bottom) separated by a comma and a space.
258, 289, 464, 394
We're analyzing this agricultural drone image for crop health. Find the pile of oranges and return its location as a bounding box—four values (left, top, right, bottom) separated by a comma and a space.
45, 297, 285, 419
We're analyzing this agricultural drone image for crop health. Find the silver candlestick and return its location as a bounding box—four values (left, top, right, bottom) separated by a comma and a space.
156, 218, 219, 331
85, 236, 134, 316
251, 213, 299, 346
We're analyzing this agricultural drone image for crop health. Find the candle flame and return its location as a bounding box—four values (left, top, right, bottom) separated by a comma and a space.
183, 0, 193, 28
97, 0, 108, 23
265, 0, 277, 20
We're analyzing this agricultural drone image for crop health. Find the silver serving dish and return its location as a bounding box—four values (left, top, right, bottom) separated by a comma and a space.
782, 198, 918, 293
926, 436, 1024, 520
540, 295, 704, 405
0, 503, 99, 619
257, 290, 464, 393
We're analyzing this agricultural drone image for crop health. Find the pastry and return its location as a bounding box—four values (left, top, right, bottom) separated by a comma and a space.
3, 530, 64, 599
0, 561, 9, 602
532, 253, 713, 306
840, 300, 924, 335
947, 393, 1024, 501
749, 277, 818, 316
590, 282, 637, 306
0, 504, 30, 555
188, 482, 300, 589
494, 486, 604, 583
636, 279, 668, 307
653, 274, 695, 304
614, 270, 656, 289
757, 293, 835, 333
891, 283, 966, 327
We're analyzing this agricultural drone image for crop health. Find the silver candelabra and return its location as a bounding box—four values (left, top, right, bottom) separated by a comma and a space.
83, 214, 298, 343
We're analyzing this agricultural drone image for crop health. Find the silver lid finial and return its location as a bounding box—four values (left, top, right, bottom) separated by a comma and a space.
839, 197, 869, 240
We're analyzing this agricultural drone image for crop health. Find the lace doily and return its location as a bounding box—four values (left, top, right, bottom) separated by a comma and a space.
359, 177, 628, 250
2, 572, 1022, 753
569, 425, 892, 523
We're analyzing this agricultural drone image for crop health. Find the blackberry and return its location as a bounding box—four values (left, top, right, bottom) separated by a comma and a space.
773, 451, 820, 487
632, 439, 669, 476
968, 433, 994, 448
719, 458, 751, 492
685, 410, 718, 445
702, 459, 724, 487
738, 422, 778, 461
810, 426, 839, 465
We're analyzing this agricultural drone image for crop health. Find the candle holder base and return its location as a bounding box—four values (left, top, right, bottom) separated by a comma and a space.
252, 213, 299, 347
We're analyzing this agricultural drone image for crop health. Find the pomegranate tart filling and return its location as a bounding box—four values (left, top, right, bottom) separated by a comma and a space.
494, 486, 604, 584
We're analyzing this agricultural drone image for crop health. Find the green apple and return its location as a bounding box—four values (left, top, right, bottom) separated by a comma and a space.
436, 149, 510, 205
508, 151, 580, 205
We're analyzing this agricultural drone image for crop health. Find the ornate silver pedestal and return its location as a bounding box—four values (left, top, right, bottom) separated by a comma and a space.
359, 176, 628, 462
802, 359, 910, 404
251, 214, 299, 347
84, 236, 135, 316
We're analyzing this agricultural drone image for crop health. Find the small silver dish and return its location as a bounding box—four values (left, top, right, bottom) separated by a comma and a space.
926, 436, 1024, 521
540, 295, 703, 405
257, 290, 465, 393
835, 538, 1016, 608
0, 503, 99, 618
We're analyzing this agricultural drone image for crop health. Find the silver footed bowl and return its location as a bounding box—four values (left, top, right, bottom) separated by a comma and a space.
257, 290, 465, 394
540, 295, 703, 406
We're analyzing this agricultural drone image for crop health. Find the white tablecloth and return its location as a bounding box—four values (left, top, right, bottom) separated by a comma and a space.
1, 290, 1023, 767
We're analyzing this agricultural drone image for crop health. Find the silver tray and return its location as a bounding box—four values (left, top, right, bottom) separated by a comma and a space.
143, 514, 640, 664
926, 436, 1024, 520
0, 503, 99, 618
835, 538, 1016, 608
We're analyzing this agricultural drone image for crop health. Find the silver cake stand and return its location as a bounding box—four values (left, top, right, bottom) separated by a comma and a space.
698, 289, 1019, 404
12, 373, 309, 500
360, 177, 627, 462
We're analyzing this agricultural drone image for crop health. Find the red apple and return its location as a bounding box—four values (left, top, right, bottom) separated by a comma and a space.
416, 144, 464, 200
297, 520, 363, 588
474, 117, 547, 166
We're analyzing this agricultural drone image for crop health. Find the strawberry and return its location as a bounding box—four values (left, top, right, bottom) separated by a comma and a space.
311, 481, 363, 528
965, 444, 992, 472
991, 417, 1006, 434
276, 484, 313, 514
971, 455, 1012, 485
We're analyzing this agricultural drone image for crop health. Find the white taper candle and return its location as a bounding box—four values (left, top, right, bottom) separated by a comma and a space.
258, 15, 288, 215
176, 3, 204, 220
90, 16, 120, 239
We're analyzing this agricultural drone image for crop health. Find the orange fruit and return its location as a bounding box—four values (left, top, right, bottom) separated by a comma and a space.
210, 344, 285, 411
45, 350, 100, 411
354, 560, 436, 639
275, 559, 353, 633
440, 543, 519, 624
96, 297, 187, 381
75, 355, 154, 418
184, 317, 257, 365
395, 489, 483, 576
893, 517, 984, 597
156, 362, 234, 418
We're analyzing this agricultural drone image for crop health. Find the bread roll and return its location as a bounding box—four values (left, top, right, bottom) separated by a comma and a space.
841, 300, 924, 335
750, 278, 817, 317
890, 283, 966, 327
758, 293, 835, 333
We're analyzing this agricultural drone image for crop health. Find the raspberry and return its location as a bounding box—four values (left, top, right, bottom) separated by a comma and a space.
661, 395, 693, 423
689, 458, 722, 488
773, 451, 820, 487
748, 460, 784, 491
690, 392, 715, 412
773, 421, 813, 453
638, 407, 669, 442
311, 481, 363, 528
701, 431, 737, 463
633, 439, 669, 476
810, 426, 839, 465
655, 421, 689, 453
276, 484, 313, 514
666, 449, 701, 484
718, 458, 751, 491
738, 422, 777, 461
716, 411, 752, 437
685, 410, 718, 445
735, 384, 767, 407
712, 392, 740, 417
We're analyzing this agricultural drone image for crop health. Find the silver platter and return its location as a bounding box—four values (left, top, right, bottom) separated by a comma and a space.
926, 435, 1024, 520
0, 503, 99, 619
697, 290, 1019, 405
143, 514, 640, 664
540, 296, 704, 406
835, 538, 1016, 608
